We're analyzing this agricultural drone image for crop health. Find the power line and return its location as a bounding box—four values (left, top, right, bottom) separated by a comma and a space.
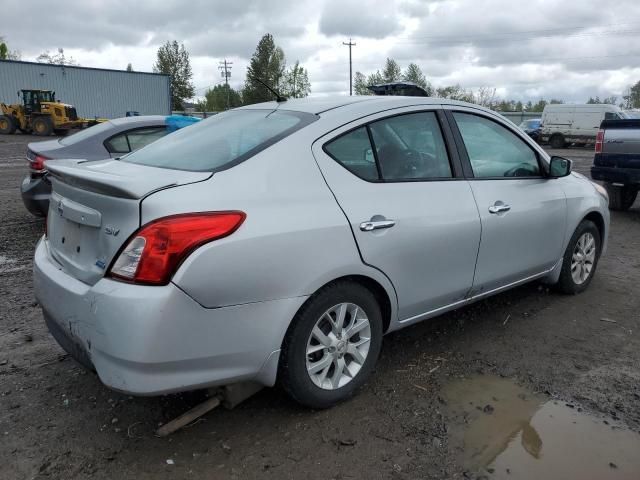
343, 38, 356, 96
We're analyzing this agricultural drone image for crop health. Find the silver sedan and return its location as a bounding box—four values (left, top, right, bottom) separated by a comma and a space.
33, 97, 609, 408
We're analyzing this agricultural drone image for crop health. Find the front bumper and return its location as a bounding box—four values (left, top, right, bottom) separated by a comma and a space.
591, 166, 640, 185
20, 174, 51, 217
34, 238, 307, 395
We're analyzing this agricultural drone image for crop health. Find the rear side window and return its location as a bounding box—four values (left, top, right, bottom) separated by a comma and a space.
124, 110, 317, 172
105, 127, 167, 154
369, 113, 451, 180
324, 127, 379, 181
453, 112, 540, 178
324, 111, 452, 181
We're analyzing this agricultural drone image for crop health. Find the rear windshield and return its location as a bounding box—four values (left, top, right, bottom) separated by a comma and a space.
123, 109, 317, 172
58, 121, 115, 146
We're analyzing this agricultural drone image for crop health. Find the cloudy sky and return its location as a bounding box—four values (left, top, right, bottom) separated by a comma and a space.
3, 0, 640, 103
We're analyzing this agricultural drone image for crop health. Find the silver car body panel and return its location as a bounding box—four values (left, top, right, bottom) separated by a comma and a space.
33, 96, 610, 394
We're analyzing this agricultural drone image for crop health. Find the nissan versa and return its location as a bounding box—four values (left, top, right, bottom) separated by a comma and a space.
34, 96, 609, 408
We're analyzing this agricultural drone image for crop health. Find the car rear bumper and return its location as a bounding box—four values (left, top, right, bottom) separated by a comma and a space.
33, 238, 307, 395
591, 166, 640, 185
20, 174, 51, 217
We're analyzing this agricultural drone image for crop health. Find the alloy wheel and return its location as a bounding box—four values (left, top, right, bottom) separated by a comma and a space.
571, 232, 596, 284
306, 302, 371, 390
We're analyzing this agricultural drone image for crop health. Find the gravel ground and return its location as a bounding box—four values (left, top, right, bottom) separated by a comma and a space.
1, 134, 639, 479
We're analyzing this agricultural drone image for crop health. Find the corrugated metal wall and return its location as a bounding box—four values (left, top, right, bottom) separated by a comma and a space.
0, 60, 170, 119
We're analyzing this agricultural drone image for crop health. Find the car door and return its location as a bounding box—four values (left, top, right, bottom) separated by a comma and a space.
313, 108, 481, 322
446, 108, 567, 295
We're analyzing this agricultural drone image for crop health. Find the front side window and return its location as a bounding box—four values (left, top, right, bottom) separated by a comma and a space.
453, 112, 541, 178
124, 110, 316, 172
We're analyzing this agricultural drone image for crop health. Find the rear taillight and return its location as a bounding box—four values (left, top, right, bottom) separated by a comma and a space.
108, 211, 246, 285
29, 154, 49, 173
595, 129, 604, 154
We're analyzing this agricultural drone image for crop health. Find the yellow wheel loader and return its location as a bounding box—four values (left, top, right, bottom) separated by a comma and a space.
0, 89, 103, 136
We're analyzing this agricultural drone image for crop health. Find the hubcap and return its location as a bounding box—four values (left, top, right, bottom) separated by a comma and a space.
306, 302, 371, 390
571, 232, 596, 285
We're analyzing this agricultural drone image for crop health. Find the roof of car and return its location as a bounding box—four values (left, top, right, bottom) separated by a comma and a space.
237, 95, 488, 115
108, 115, 167, 127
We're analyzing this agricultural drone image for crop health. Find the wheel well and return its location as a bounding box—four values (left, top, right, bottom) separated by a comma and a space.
583, 211, 605, 241
302, 275, 393, 334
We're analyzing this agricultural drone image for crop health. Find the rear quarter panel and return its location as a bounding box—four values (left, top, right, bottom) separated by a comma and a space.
141, 127, 398, 314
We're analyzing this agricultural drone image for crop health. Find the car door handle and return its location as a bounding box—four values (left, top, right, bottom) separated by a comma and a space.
488, 203, 511, 214
360, 219, 396, 231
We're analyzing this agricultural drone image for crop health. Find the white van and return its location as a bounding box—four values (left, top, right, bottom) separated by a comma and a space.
541, 104, 628, 148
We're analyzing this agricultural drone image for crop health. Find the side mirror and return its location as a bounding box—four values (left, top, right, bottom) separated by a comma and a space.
549, 156, 572, 178
363, 148, 375, 164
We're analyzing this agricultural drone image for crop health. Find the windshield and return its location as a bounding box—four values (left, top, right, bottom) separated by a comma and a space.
123, 109, 317, 172
59, 121, 115, 145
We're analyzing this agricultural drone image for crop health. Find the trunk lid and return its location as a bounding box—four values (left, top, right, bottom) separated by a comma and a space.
45, 159, 211, 285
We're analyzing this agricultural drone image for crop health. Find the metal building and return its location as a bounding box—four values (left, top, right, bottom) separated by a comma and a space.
0, 60, 171, 119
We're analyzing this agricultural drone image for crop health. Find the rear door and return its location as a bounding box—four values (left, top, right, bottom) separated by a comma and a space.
313, 108, 481, 321
446, 108, 566, 295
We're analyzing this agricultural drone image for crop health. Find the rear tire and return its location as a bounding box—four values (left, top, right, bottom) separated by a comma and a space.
0, 115, 16, 134
32, 116, 53, 136
279, 281, 383, 409
550, 133, 566, 149
604, 183, 638, 211
555, 220, 601, 294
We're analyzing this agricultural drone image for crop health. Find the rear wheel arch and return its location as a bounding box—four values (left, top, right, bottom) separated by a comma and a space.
287, 274, 394, 338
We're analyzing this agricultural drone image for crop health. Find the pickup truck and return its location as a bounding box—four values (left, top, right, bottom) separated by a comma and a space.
591, 119, 640, 211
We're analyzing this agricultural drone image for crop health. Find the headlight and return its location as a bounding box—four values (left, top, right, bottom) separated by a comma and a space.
592, 182, 609, 201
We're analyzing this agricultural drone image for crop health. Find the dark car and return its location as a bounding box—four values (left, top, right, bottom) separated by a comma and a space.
518, 118, 542, 142
21, 115, 199, 216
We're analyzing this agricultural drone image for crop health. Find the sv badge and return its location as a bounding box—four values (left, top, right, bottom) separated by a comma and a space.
104, 225, 120, 236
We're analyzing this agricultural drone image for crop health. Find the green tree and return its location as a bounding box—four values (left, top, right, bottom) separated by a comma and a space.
197, 84, 242, 111
622, 82, 640, 109
525, 100, 533, 111
587, 96, 601, 104
353, 71, 370, 95
243, 34, 287, 104
126, 63, 133, 72
153, 41, 195, 110
402, 63, 433, 95
282, 61, 311, 98
37, 48, 77, 65
382, 58, 402, 83
436, 84, 473, 102
0, 37, 21, 60
530, 99, 548, 112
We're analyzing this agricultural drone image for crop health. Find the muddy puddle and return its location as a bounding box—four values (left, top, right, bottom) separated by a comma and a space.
442, 375, 640, 479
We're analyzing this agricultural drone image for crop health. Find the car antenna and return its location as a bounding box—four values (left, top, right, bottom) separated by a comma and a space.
250, 76, 287, 103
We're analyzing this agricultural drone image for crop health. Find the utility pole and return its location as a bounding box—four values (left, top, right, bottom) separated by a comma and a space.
343, 39, 356, 96
218, 59, 233, 109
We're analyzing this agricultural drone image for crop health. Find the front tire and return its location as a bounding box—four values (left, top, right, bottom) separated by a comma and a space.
556, 220, 601, 294
0, 115, 16, 134
279, 281, 383, 409
604, 183, 638, 211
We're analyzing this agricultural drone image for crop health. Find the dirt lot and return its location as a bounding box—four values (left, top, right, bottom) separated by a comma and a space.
1, 134, 639, 479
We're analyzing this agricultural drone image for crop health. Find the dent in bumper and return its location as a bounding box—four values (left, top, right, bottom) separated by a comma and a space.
34, 240, 306, 395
